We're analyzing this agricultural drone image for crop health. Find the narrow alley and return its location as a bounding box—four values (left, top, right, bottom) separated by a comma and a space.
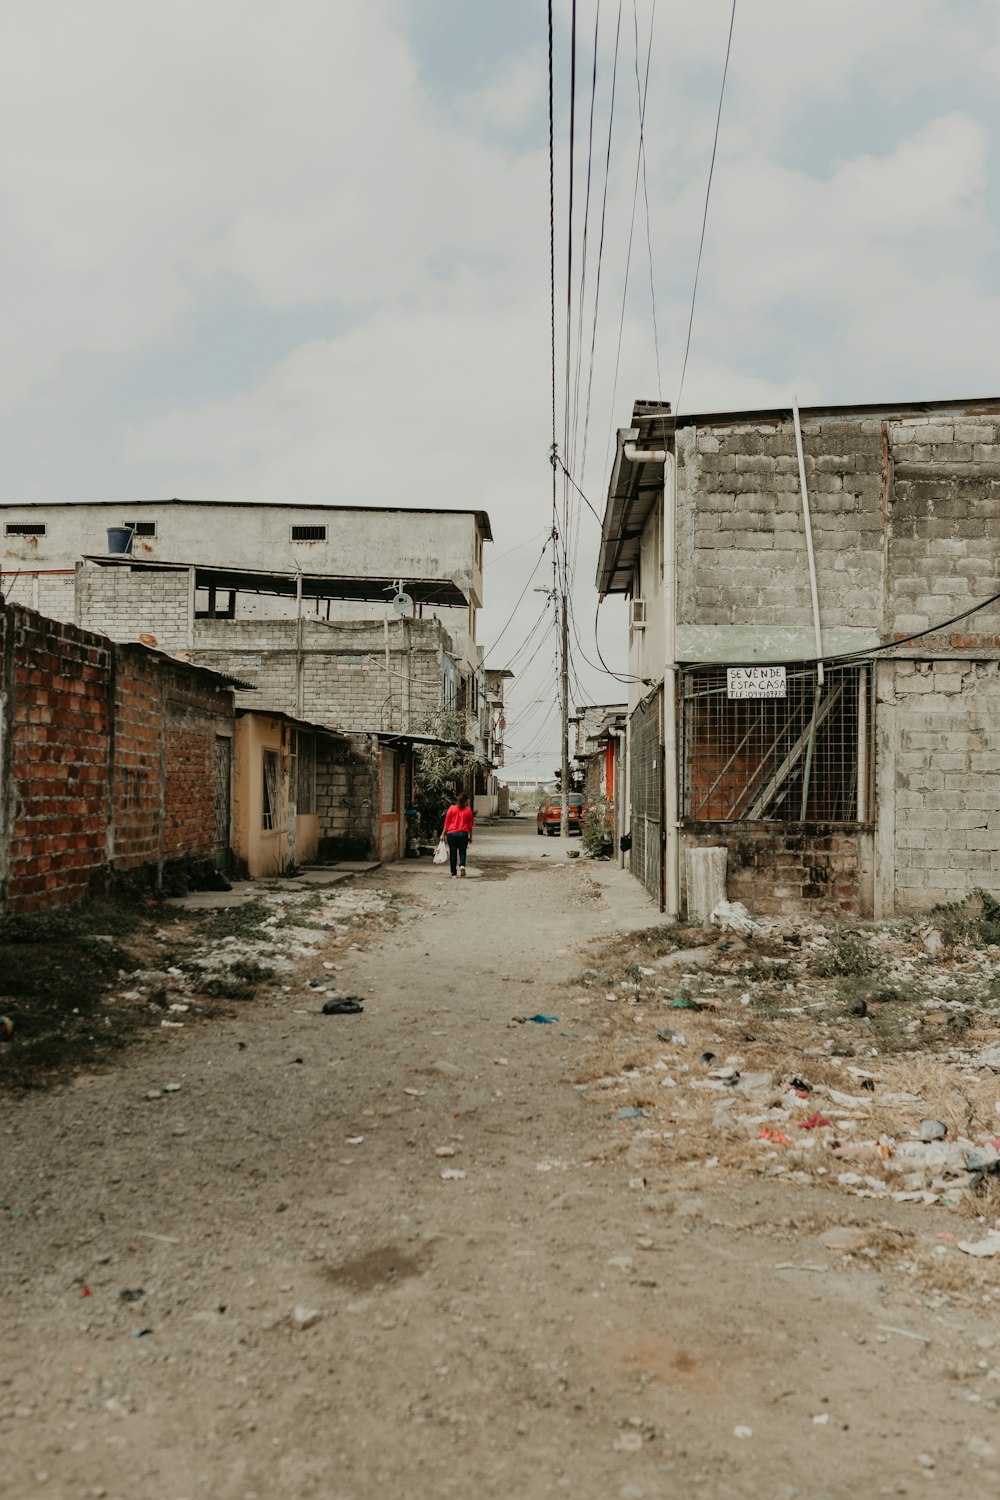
3, 825, 1000, 1500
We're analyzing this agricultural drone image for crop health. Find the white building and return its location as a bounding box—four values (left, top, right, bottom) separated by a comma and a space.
1, 499, 491, 682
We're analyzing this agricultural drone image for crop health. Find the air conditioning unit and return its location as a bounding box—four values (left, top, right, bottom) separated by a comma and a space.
630, 598, 647, 629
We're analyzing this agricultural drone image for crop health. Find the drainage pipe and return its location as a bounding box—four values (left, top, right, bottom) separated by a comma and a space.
791, 396, 824, 687
623, 440, 678, 918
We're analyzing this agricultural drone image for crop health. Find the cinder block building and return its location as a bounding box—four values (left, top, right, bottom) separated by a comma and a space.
0, 499, 499, 867
597, 395, 1000, 917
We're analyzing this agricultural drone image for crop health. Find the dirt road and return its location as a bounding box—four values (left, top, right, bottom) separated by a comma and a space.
3, 822, 999, 1499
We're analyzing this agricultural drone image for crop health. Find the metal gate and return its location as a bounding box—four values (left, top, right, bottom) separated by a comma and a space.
212, 736, 232, 872
629, 687, 664, 907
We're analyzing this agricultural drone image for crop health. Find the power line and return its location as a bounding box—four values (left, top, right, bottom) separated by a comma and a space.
569, 0, 602, 484
601, 0, 656, 484
579, 0, 622, 491
633, 0, 661, 398
548, 0, 558, 456
485, 529, 549, 568
675, 0, 737, 416
482, 541, 550, 657
555, 454, 604, 527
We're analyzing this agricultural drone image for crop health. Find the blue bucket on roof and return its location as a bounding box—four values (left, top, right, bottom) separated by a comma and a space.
106, 526, 133, 554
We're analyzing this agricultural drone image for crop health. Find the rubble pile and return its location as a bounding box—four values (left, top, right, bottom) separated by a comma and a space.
579, 900, 1000, 1221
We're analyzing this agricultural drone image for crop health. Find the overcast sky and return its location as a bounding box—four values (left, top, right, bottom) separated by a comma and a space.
2, 1, 998, 776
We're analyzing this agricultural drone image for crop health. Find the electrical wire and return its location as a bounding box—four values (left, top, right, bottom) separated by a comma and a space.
499, 602, 553, 677
578, 0, 622, 491
548, 0, 558, 458
485, 529, 550, 568
675, 0, 737, 416
482, 541, 549, 657
601, 0, 656, 485
569, 0, 602, 484
555, 455, 604, 527
633, 0, 661, 399
686, 584, 1000, 672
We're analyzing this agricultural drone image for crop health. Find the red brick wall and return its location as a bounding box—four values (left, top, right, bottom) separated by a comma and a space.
162, 707, 218, 861
2, 608, 112, 911
1, 605, 232, 913
113, 651, 163, 871
683, 822, 864, 916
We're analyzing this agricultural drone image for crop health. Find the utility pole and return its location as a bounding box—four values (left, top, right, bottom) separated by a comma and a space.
560, 587, 570, 839
549, 446, 570, 840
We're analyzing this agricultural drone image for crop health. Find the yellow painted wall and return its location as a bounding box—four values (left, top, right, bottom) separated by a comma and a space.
233, 714, 291, 878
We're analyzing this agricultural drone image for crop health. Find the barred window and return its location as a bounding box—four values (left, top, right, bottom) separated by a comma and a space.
123, 520, 156, 537
291, 524, 326, 542
5, 522, 46, 536
682, 664, 873, 823
262, 750, 281, 831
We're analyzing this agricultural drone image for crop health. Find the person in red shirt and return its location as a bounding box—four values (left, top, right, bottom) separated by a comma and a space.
440, 792, 474, 877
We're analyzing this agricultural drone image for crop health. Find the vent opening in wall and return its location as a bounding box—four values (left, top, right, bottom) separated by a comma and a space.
291, 525, 327, 542
123, 521, 156, 537
5, 522, 46, 537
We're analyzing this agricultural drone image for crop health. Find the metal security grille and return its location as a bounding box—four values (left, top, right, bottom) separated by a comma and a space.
123, 520, 156, 537
291, 525, 327, 541
682, 664, 873, 823
5, 522, 46, 536
629, 687, 663, 904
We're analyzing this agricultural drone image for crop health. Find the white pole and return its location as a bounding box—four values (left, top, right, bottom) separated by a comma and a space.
792, 396, 824, 687
857, 665, 868, 822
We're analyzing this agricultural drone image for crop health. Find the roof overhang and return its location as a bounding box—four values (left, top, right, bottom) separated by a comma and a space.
234, 706, 348, 738
371, 731, 469, 750
117, 640, 255, 692
84, 555, 470, 608
596, 403, 675, 597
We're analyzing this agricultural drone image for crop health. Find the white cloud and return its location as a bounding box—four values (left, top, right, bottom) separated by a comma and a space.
3, 0, 1000, 725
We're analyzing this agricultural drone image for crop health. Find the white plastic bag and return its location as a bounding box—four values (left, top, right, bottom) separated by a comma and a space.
710, 899, 762, 936
433, 840, 448, 865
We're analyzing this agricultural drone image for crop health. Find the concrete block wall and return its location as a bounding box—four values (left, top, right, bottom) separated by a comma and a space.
880, 658, 1000, 912
677, 417, 884, 630
888, 415, 1000, 641
677, 407, 1000, 646
76, 566, 191, 651
0, 571, 76, 623
315, 733, 376, 859
191, 616, 449, 731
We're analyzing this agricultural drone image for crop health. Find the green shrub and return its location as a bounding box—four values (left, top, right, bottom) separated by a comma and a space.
581, 797, 614, 856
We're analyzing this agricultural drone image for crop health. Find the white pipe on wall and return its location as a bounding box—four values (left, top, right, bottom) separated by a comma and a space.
623, 441, 679, 918
791, 396, 825, 687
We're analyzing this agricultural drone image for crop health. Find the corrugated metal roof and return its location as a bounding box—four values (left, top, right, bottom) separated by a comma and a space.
84, 555, 470, 608
234, 707, 348, 737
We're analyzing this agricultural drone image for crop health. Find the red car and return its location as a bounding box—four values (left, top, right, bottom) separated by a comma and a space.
536, 793, 586, 836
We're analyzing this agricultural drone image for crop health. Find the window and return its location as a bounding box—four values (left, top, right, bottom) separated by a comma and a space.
262, 750, 281, 831
123, 520, 156, 537
195, 585, 236, 619
291, 524, 327, 542
5, 522, 46, 537
682, 664, 873, 823
295, 733, 316, 815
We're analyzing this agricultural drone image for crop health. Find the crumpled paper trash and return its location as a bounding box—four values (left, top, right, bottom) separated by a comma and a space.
710, 900, 762, 937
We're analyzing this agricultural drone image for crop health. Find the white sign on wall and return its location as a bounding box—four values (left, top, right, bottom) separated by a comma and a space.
726, 666, 787, 699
